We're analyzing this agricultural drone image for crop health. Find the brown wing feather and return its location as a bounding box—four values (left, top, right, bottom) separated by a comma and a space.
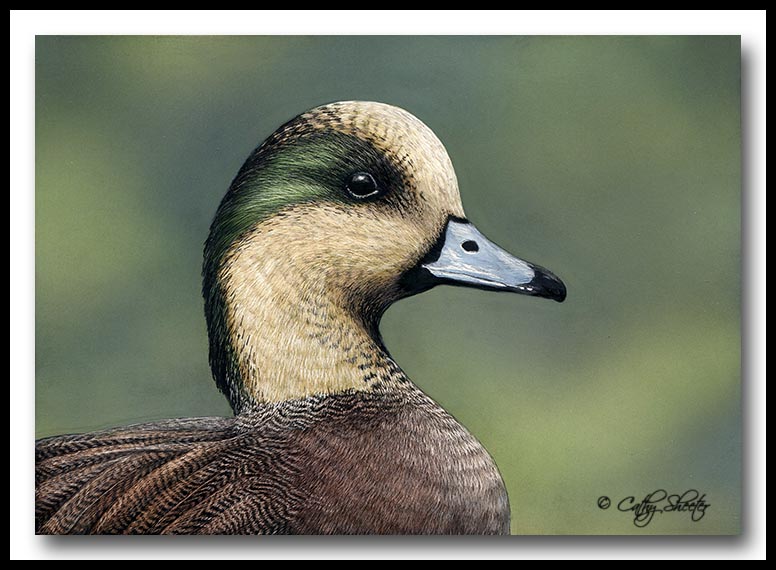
34, 417, 300, 534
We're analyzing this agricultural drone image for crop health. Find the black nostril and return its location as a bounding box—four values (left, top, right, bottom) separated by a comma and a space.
461, 240, 479, 253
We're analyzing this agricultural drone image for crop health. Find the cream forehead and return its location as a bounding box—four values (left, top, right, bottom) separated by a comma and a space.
302, 101, 463, 216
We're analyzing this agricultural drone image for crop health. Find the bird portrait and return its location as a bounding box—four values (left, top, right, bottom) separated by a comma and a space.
35, 101, 566, 535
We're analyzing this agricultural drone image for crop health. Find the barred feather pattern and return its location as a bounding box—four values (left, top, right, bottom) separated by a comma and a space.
36, 388, 510, 535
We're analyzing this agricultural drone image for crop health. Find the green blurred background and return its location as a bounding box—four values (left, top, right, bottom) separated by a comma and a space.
35, 36, 740, 534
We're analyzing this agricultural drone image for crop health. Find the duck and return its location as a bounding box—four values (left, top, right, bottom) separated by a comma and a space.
35, 101, 566, 535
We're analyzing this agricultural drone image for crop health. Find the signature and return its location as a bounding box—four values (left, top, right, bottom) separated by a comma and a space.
607, 490, 711, 528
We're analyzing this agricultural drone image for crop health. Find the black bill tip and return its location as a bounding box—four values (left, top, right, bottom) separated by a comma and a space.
524, 267, 567, 303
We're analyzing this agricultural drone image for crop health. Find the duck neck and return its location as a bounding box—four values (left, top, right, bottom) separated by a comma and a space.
215, 243, 410, 412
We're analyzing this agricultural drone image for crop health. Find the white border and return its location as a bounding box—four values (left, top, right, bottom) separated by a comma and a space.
10, 10, 765, 560
4, 9, 771, 35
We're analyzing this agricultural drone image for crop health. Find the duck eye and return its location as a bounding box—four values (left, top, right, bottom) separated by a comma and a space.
345, 172, 379, 199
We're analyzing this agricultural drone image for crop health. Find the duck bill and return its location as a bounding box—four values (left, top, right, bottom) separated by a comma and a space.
408, 218, 566, 302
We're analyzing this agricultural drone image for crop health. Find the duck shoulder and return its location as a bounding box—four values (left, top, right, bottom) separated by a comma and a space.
35, 390, 509, 535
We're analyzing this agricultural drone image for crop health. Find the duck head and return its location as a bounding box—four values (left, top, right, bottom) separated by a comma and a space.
204, 101, 565, 412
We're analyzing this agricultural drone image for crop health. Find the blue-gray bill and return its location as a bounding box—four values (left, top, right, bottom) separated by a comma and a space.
414, 219, 566, 302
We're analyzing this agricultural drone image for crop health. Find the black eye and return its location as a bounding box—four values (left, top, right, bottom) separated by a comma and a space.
345, 172, 379, 199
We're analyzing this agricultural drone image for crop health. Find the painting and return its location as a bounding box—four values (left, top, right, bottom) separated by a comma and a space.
35, 36, 741, 535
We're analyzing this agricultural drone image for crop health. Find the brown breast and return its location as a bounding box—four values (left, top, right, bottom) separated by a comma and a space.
36, 389, 510, 535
